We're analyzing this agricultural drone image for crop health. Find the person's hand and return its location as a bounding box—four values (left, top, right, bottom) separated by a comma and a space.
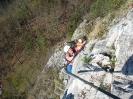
83, 41, 86, 44
71, 53, 75, 59
72, 53, 75, 56
70, 56, 74, 61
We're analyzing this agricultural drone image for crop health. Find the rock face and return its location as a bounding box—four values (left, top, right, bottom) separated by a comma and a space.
39, 8, 133, 99
111, 8, 133, 98
71, 19, 89, 41
61, 8, 133, 99
45, 44, 66, 68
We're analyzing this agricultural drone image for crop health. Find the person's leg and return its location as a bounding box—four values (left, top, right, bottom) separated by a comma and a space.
67, 65, 72, 72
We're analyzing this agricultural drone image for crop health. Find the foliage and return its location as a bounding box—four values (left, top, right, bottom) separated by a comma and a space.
20, 29, 47, 53
3, 62, 39, 98
21, 31, 36, 52
81, 91, 86, 98
100, 82, 111, 92
68, 12, 80, 37
109, 54, 117, 69
81, 56, 93, 63
100, 82, 105, 90
15, 2, 32, 25
0, 0, 75, 98
87, 0, 126, 21
36, 28, 47, 51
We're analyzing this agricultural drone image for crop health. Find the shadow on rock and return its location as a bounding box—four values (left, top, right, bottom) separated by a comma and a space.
129, 95, 133, 99
61, 89, 68, 99
61, 89, 74, 99
66, 93, 74, 99
78, 64, 104, 73
113, 80, 133, 93
122, 55, 133, 75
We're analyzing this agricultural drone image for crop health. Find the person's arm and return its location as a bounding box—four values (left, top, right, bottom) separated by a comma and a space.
75, 41, 86, 52
82, 41, 86, 45
66, 53, 74, 61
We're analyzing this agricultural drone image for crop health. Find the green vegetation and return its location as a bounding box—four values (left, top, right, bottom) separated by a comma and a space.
20, 29, 47, 53
108, 45, 115, 50
81, 56, 93, 63
21, 31, 36, 52
81, 91, 86, 99
85, 0, 127, 40
109, 54, 117, 69
16, 2, 31, 21
100, 82, 111, 92
3, 62, 39, 98
100, 82, 105, 90
3, 63, 62, 98
36, 28, 47, 51
68, 12, 80, 36
86, 0, 126, 21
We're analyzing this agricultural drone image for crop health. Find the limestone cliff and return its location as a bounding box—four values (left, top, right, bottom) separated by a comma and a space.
61, 7, 133, 99
30, 5, 133, 99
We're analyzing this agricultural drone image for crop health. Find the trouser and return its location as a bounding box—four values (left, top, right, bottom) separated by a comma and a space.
67, 65, 72, 72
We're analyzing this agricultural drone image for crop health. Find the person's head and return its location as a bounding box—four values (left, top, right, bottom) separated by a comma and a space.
64, 45, 73, 54
78, 39, 82, 43
64, 45, 70, 53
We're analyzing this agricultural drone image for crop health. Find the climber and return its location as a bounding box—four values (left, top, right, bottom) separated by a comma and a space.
64, 39, 86, 72
64, 45, 75, 72
75, 39, 86, 52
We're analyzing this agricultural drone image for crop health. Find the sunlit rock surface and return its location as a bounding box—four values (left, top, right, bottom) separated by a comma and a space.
35, 8, 133, 99
62, 8, 133, 99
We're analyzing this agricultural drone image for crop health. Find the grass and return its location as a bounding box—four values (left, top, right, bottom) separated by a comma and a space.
108, 45, 115, 50
100, 82, 105, 90
81, 56, 93, 63
85, 0, 128, 41
109, 54, 117, 69
81, 91, 86, 99
100, 82, 111, 92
